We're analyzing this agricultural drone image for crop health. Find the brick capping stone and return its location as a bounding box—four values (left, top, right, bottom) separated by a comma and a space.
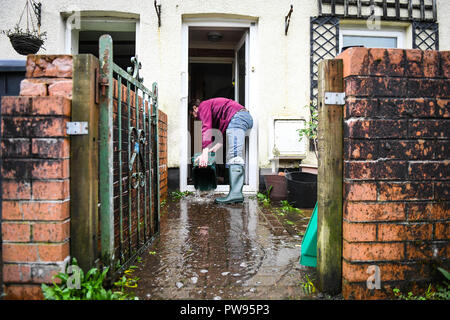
338, 47, 450, 300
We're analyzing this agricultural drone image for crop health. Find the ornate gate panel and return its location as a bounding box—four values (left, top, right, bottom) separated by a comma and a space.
98, 35, 160, 270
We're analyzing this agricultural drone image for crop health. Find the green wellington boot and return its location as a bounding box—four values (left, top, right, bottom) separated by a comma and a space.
215, 164, 244, 204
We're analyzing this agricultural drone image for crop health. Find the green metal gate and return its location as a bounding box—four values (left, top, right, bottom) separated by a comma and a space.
98, 34, 160, 270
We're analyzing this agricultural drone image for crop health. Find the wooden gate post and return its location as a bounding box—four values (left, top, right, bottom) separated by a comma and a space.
71, 54, 100, 271
317, 59, 344, 294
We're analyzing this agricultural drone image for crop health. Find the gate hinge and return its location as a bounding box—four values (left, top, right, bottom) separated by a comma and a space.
67, 122, 89, 135
324, 92, 346, 105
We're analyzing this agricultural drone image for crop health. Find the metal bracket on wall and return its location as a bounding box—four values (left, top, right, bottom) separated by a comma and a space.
67, 122, 89, 135
324, 92, 345, 105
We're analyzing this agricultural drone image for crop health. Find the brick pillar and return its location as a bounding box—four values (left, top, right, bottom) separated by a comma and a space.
158, 110, 168, 201
339, 48, 449, 299
1, 55, 72, 299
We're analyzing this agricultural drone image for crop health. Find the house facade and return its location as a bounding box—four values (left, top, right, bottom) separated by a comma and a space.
1, 0, 449, 194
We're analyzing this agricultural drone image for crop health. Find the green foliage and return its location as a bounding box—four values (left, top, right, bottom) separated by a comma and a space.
257, 186, 272, 206
393, 267, 450, 300
297, 103, 318, 159
170, 190, 194, 200
300, 275, 316, 296
1, 25, 47, 41
41, 258, 135, 300
280, 200, 303, 214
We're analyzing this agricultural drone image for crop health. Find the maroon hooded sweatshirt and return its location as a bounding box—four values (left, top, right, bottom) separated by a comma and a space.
197, 98, 244, 149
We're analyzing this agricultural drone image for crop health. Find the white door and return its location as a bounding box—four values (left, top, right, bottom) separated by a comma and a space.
234, 31, 250, 184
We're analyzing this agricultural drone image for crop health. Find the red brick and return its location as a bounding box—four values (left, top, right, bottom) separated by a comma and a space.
406, 242, 447, 260
2, 222, 31, 242
31, 96, 71, 116
30, 264, 64, 283
345, 161, 407, 180
32, 180, 69, 200
378, 223, 432, 241
407, 79, 444, 98
378, 182, 433, 201
2, 244, 38, 263
345, 119, 408, 139
2, 264, 32, 283
345, 77, 407, 97
408, 161, 449, 180
3, 284, 44, 300
337, 46, 370, 78
342, 281, 391, 300
409, 120, 449, 138
2, 117, 67, 138
31, 159, 70, 179
343, 241, 404, 261
344, 182, 377, 201
344, 202, 406, 222
1, 201, 23, 220
2, 180, 31, 200
37, 242, 70, 262
368, 48, 405, 77
32, 220, 70, 242
405, 49, 423, 77
0, 96, 31, 115
407, 202, 448, 221
342, 261, 426, 283
343, 221, 377, 242
22, 200, 70, 221
435, 222, 449, 240
1, 138, 31, 157
436, 99, 450, 118
440, 51, 450, 79
48, 80, 72, 100
31, 138, 70, 158
423, 50, 440, 78
26, 55, 73, 78
434, 182, 450, 200
378, 98, 437, 118
20, 79, 47, 96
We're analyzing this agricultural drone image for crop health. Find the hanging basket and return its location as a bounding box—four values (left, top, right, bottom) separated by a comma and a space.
8, 32, 44, 55
1, 1, 45, 56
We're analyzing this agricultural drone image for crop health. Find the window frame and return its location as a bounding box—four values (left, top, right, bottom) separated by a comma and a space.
339, 26, 406, 52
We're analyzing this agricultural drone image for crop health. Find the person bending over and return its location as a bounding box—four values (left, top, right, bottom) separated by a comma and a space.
190, 97, 253, 204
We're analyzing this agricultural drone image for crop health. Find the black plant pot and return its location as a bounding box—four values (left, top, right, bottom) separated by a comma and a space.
8, 33, 43, 55
285, 171, 317, 209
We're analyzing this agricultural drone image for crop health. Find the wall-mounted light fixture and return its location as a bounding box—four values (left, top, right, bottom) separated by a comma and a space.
154, 0, 161, 27
207, 31, 223, 42
285, 5, 293, 35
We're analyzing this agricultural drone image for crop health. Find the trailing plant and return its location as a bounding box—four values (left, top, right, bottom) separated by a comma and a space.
41, 258, 135, 300
280, 200, 303, 214
257, 185, 272, 206
297, 103, 318, 160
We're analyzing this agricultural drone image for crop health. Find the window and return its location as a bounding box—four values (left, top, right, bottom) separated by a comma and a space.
339, 27, 405, 52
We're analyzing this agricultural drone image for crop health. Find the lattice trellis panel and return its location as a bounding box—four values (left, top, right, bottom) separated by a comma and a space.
413, 21, 439, 50
310, 16, 340, 105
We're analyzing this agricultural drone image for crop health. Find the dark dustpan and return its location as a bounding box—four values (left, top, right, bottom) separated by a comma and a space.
192, 152, 217, 191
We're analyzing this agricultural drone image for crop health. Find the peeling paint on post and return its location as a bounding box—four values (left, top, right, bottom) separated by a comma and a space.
99, 35, 115, 266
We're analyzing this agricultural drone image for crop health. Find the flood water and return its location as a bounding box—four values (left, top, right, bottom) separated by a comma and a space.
128, 194, 316, 300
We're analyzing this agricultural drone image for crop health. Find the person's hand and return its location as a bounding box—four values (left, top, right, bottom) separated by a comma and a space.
199, 151, 208, 167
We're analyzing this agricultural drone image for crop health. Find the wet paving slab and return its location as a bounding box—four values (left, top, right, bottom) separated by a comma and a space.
128, 194, 317, 300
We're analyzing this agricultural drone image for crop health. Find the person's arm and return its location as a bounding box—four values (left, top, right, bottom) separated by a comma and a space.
196, 102, 213, 167
210, 143, 223, 153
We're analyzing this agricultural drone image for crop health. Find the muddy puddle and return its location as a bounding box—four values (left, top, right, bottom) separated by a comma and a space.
127, 194, 317, 300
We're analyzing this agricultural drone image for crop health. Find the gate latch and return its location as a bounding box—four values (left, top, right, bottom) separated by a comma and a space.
66, 122, 89, 135
324, 92, 346, 105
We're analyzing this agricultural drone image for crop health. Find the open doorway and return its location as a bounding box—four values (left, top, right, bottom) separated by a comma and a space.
187, 26, 249, 187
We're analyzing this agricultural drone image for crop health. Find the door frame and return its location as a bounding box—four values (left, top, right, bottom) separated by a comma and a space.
180, 17, 258, 194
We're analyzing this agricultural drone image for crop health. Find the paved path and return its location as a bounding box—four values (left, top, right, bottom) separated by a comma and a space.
129, 195, 315, 300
